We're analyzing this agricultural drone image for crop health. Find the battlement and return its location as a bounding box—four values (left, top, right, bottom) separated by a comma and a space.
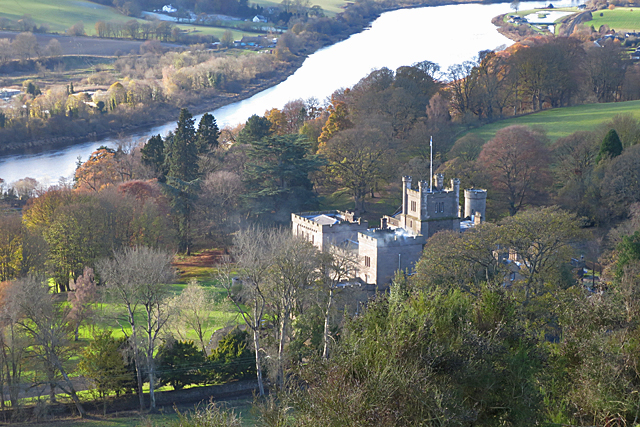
358, 229, 426, 247
291, 210, 365, 229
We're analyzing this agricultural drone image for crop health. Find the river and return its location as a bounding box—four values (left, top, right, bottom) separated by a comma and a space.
0, 0, 582, 186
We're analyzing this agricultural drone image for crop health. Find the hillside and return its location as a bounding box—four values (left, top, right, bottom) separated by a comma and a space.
466, 99, 640, 143
0, 0, 259, 38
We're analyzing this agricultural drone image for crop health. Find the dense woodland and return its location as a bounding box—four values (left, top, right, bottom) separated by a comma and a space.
3, 27, 640, 424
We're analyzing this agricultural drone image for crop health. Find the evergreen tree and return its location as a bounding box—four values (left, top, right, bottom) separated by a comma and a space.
244, 134, 323, 219
207, 329, 255, 383
165, 109, 199, 182
236, 114, 273, 144
157, 339, 206, 390
195, 113, 220, 154
163, 109, 200, 254
597, 128, 623, 162
141, 134, 166, 177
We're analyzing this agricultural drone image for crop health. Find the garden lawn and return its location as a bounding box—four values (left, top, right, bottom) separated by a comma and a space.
466, 100, 640, 144
583, 7, 640, 32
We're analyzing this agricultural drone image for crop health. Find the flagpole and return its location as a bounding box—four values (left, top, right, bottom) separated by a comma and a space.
429, 136, 433, 192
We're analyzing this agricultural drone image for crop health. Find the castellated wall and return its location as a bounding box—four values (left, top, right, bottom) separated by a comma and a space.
291, 212, 368, 251
357, 230, 426, 289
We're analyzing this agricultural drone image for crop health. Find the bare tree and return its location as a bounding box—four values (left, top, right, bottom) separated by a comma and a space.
0, 281, 28, 409
319, 243, 359, 359
44, 39, 62, 58
12, 32, 37, 60
266, 233, 319, 386
14, 276, 86, 417
218, 227, 279, 396
167, 279, 216, 353
98, 246, 175, 411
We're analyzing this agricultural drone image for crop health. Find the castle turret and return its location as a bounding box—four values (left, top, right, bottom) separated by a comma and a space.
451, 178, 460, 218
402, 176, 412, 215
464, 189, 487, 222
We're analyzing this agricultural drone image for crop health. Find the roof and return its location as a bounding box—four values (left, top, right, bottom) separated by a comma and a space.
313, 214, 340, 226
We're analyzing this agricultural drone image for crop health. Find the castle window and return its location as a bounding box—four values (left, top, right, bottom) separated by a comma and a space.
411, 200, 416, 212
365, 256, 371, 268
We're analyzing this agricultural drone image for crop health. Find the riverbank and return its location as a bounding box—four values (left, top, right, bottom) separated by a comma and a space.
0, 56, 305, 156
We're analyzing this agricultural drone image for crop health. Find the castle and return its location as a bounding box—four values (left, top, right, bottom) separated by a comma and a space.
292, 174, 487, 288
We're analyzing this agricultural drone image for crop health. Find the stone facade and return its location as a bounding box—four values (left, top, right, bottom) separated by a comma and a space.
292, 175, 487, 289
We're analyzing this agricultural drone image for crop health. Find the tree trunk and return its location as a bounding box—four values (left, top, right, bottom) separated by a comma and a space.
252, 323, 265, 396
53, 357, 86, 418
130, 318, 145, 411
148, 335, 156, 411
322, 288, 334, 360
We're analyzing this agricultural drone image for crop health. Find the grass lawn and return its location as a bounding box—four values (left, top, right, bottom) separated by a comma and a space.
583, 7, 640, 32
0, 0, 260, 38
252, 0, 343, 16
465, 99, 640, 144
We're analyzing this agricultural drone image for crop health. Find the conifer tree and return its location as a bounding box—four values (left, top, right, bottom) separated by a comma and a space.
165, 109, 199, 182
141, 134, 166, 177
195, 113, 220, 154
597, 128, 623, 163
163, 109, 200, 254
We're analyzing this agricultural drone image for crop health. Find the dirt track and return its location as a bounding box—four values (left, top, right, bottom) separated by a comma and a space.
0, 31, 180, 56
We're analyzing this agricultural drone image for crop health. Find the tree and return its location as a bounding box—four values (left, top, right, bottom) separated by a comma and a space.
67, 267, 97, 341
219, 226, 279, 396
319, 243, 359, 359
14, 276, 86, 416
207, 328, 255, 383
66, 21, 85, 36
74, 146, 120, 192
0, 281, 28, 408
12, 32, 37, 60
319, 127, 391, 213
477, 125, 551, 216
244, 134, 323, 219
498, 206, 585, 301
141, 134, 166, 178
156, 339, 205, 390
195, 113, 220, 154
164, 109, 201, 254
236, 114, 273, 144
220, 29, 234, 48
597, 128, 623, 163
165, 109, 199, 182
167, 280, 216, 353
98, 246, 176, 411
317, 100, 352, 147
0, 214, 22, 282
79, 330, 135, 415
266, 233, 319, 386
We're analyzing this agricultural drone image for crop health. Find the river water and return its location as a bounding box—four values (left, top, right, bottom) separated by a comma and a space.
0, 0, 582, 186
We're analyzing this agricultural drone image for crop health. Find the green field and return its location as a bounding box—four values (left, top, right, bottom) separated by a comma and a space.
583, 7, 640, 31
466, 100, 640, 143
253, 0, 344, 16
0, 0, 258, 39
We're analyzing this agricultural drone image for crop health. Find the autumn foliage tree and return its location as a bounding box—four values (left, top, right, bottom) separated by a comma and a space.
477, 125, 551, 216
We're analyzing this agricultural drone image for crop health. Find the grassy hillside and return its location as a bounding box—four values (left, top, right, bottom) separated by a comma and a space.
466, 100, 640, 143
0, 0, 256, 39
582, 7, 640, 31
